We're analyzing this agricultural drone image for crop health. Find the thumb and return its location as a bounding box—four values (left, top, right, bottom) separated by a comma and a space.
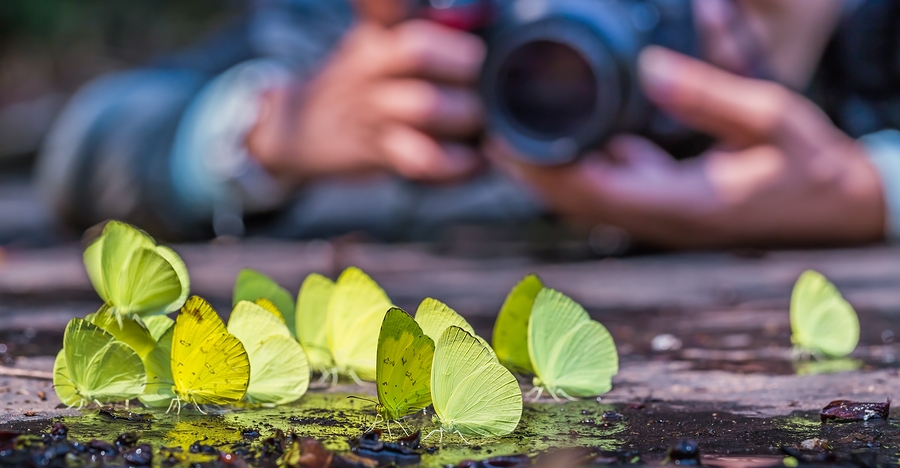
352, 0, 414, 26
638, 46, 822, 149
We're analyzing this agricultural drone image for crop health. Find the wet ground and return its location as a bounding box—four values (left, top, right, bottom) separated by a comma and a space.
1, 242, 900, 466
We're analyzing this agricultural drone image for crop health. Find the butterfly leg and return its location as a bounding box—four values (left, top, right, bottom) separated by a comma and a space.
331, 371, 339, 387
386, 420, 393, 439
397, 419, 411, 436
548, 389, 562, 403
422, 429, 441, 443
529, 386, 544, 402
124, 399, 130, 410
94, 399, 102, 408
557, 389, 577, 401
349, 370, 364, 386
192, 398, 207, 415
455, 431, 471, 445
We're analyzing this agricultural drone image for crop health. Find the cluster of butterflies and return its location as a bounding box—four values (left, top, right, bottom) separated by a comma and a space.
53, 221, 621, 441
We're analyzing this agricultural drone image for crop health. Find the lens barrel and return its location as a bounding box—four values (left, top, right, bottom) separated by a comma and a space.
481, 0, 696, 165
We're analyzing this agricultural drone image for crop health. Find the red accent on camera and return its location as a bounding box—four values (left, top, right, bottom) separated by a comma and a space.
420, 1, 493, 31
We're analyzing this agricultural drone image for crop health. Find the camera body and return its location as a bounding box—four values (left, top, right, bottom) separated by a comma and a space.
420, 0, 701, 165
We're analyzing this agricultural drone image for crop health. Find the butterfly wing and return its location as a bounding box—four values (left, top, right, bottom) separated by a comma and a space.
296, 273, 335, 373
227, 300, 308, 404
528, 288, 617, 397
790, 270, 859, 357
493, 274, 542, 374
144, 315, 175, 341
228, 301, 292, 342
171, 297, 249, 405
156, 246, 190, 313
415, 298, 476, 342
432, 326, 522, 438
52, 350, 78, 406
83, 235, 108, 302
327, 267, 392, 380
56, 319, 146, 405
233, 269, 296, 336
241, 335, 310, 405
415, 298, 493, 358
376, 308, 434, 421
85, 305, 156, 358
139, 324, 176, 407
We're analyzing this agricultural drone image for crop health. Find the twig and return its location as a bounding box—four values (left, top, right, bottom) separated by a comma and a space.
0, 366, 53, 380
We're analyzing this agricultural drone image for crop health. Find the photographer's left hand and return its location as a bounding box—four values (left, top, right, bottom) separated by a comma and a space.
489, 47, 886, 249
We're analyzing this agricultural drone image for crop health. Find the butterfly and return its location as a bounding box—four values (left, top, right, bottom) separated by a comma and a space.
415, 298, 493, 354
529, 288, 618, 400
492, 274, 543, 374
790, 270, 859, 358
140, 321, 176, 407
428, 326, 522, 444
53, 318, 146, 408
233, 268, 296, 337
295, 273, 336, 375
327, 267, 393, 384
169, 296, 250, 413
227, 300, 310, 405
83, 221, 189, 325
85, 304, 157, 358
372, 308, 435, 434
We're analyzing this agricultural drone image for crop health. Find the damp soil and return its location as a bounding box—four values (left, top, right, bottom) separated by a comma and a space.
1, 394, 899, 467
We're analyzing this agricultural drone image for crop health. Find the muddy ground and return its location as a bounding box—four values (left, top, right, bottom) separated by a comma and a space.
1, 242, 899, 466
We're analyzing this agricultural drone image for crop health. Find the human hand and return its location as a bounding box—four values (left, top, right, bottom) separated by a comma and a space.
490, 46, 885, 249
246, 0, 485, 184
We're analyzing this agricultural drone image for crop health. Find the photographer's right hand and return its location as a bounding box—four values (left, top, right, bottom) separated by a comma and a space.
246, 5, 485, 186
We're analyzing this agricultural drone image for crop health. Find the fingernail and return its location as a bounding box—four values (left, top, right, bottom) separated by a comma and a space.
638, 46, 677, 102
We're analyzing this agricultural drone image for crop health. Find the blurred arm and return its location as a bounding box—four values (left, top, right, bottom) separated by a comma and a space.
36, 0, 354, 239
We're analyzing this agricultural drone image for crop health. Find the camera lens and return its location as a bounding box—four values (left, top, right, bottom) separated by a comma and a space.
497, 40, 597, 138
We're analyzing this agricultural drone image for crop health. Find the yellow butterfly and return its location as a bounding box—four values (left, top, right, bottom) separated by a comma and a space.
326, 267, 393, 384
169, 296, 250, 413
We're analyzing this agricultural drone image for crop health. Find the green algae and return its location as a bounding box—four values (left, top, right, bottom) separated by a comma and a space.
47, 392, 624, 466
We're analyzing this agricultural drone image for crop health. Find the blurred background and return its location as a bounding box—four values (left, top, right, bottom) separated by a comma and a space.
0, 0, 245, 246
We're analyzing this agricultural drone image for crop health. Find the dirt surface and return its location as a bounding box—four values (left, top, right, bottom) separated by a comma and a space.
1, 242, 899, 465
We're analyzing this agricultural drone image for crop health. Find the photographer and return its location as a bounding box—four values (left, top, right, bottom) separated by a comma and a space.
36, 0, 900, 249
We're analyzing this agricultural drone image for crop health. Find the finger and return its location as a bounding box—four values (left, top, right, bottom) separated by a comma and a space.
369, 80, 483, 138
378, 20, 485, 84
380, 125, 481, 181
604, 135, 677, 168
352, 0, 414, 26
638, 46, 828, 153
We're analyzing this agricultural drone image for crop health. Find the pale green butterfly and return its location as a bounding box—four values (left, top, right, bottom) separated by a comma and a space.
53, 318, 146, 408
232, 268, 296, 337
528, 288, 618, 400
227, 301, 310, 405
492, 274, 543, 374
83, 221, 189, 324
139, 322, 176, 408
295, 273, 336, 375
374, 308, 434, 430
85, 304, 156, 358
790, 270, 859, 358
415, 298, 493, 356
427, 326, 522, 444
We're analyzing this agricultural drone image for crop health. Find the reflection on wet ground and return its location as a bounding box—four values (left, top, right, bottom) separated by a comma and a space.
2, 394, 900, 467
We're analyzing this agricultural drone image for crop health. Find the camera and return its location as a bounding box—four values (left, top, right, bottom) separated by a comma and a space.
420, 0, 701, 165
